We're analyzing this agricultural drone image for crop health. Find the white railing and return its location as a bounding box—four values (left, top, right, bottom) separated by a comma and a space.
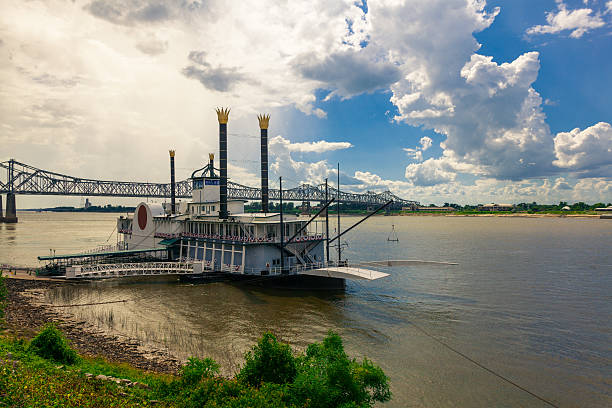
239, 261, 350, 276
66, 261, 194, 279
181, 232, 325, 243
66, 259, 360, 280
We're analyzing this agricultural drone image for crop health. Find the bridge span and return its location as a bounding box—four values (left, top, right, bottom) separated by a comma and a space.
1, 159, 419, 222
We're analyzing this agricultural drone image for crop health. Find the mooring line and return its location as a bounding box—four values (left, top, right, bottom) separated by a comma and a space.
407, 320, 560, 408
348, 279, 560, 407
49, 300, 129, 307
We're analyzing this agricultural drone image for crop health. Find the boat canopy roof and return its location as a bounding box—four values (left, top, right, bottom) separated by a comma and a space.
38, 247, 166, 261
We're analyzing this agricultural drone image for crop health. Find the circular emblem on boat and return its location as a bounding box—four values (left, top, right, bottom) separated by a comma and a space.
137, 205, 147, 230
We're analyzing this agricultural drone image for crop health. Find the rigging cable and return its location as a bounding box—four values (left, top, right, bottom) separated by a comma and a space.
104, 224, 117, 243
349, 280, 560, 408
406, 319, 560, 408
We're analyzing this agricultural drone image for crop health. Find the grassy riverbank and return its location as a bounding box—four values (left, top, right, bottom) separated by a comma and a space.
0, 276, 391, 407
1, 327, 390, 407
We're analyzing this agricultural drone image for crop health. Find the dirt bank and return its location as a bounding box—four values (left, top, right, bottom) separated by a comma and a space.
3, 277, 182, 374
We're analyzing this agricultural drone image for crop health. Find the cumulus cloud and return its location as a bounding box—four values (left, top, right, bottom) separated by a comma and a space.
1, 0, 611, 207
403, 136, 433, 162
293, 50, 402, 98
352, 170, 611, 205
526, 2, 606, 38
268, 135, 357, 186
419, 136, 433, 151
553, 122, 612, 172
366, 1, 554, 182
270, 136, 352, 154
405, 158, 456, 186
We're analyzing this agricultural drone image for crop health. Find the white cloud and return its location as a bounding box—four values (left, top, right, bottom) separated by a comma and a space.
419, 136, 433, 151
1, 0, 610, 207
526, 2, 606, 38
365, 1, 554, 183
405, 158, 456, 186
553, 122, 612, 171
268, 135, 355, 186
403, 136, 433, 162
0, 0, 367, 188
352, 170, 612, 205
269, 135, 352, 154
606, 1, 612, 15
403, 148, 423, 161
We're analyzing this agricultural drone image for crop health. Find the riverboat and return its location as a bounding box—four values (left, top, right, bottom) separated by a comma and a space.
110, 109, 388, 289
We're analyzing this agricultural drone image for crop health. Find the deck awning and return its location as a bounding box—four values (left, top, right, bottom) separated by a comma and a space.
38, 247, 166, 261
158, 237, 181, 246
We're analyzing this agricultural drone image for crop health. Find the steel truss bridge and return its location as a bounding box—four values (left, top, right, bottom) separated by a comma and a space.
0, 159, 419, 208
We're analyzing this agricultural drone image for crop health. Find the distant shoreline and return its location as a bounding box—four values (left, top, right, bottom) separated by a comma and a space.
15, 209, 605, 218
20, 206, 135, 213
401, 213, 602, 218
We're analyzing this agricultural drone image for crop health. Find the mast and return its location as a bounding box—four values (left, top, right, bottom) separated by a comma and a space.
337, 162, 341, 265
325, 178, 329, 264
279, 176, 284, 273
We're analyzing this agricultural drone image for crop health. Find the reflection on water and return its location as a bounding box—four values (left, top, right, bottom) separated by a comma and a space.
5, 212, 612, 407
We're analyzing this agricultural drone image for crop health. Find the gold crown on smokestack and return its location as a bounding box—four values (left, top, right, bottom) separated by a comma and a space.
169, 150, 175, 157
216, 107, 230, 124
209, 153, 214, 161
257, 114, 270, 130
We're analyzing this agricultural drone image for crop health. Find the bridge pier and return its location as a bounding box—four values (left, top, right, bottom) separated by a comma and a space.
0, 194, 3, 222
4, 193, 18, 223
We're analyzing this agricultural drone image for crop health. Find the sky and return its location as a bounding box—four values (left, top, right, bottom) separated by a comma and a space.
1, 0, 611, 208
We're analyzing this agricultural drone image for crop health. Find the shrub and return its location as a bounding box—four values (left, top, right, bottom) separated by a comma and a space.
29, 324, 78, 365
238, 332, 297, 387
181, 357, 220, 385
290, 331, 391, 408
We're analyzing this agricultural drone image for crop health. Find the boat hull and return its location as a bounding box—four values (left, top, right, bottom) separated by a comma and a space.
180, 272, 346, 290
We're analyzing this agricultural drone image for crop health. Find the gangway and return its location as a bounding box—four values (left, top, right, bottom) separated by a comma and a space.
65, 260, 389, 281
66, 261, 195, 279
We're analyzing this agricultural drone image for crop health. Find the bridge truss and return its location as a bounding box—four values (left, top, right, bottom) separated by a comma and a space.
0, 159, 419, 208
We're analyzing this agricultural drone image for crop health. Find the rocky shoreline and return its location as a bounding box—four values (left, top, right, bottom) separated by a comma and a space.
4, 278, 182, 374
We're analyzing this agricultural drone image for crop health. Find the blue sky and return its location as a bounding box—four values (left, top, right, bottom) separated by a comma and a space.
1, 0, 611, 207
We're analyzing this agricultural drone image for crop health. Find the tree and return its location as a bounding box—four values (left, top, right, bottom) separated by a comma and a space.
239, 332, 297, 387
291, 331, 391, 407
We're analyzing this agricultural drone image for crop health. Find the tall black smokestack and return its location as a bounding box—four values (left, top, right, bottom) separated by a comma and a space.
258, 114, 270, 213
169, 150, 176, 214
216, 107, 230, 219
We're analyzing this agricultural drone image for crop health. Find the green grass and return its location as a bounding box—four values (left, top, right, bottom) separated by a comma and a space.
0, 336, 165, 407
0, 328, 390, 408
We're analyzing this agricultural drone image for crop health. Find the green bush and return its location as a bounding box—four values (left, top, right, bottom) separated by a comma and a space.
181, 357, 220, 385
290, 331, 391, 408
29, 324, 78, 365
238, 332, 297, 387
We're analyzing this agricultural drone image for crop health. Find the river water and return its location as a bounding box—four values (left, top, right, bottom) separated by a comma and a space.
1, 211, 611, 407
